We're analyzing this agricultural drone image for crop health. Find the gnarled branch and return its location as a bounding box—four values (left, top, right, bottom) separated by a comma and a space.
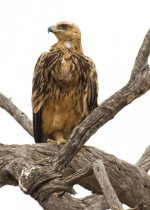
0, 91, 33, 136
0, 144, 150, 209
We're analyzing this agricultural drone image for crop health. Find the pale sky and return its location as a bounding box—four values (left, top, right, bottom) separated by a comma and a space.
0, 0, 150, 209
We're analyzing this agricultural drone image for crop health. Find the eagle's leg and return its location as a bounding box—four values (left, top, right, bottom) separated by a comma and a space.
53, 131, 67, 145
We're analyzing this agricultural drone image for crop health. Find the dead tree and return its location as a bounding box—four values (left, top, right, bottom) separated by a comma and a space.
0, 29, 150, 210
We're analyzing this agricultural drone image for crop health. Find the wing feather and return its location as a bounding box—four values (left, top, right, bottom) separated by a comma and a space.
32, 51, 60, 142
87, 61, 98, 111
33, 111, 43, 143
32, 52, 50, 113
32, 53, 48, 143
75, 54, 98, 112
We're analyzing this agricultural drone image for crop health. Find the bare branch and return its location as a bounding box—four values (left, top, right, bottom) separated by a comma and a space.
136, 145, 150, 172
0, 91, 33, 136
93, 159, 124, 210
131, 28, 150, 81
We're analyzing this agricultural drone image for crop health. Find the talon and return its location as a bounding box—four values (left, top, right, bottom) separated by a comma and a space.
47, 139, 56, 143
56, 139, 67, 145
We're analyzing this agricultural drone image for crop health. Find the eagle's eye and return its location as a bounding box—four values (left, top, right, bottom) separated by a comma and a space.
57, 24, 69, 30
61, 24, 69, 30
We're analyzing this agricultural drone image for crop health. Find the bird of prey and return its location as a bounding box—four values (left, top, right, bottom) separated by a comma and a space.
32, 21, 98, 144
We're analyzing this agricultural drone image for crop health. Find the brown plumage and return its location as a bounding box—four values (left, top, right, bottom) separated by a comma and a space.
32, 21, 98, 144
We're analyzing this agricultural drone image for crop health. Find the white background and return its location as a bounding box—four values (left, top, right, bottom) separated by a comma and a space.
0, 0, 150, 209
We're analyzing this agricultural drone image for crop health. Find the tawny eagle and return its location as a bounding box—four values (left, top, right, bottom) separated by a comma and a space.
32, 21, 98, 144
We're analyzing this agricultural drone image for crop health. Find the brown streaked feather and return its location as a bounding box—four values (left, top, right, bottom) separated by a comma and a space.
87, 61, 98, 111
32, 51, 60, 113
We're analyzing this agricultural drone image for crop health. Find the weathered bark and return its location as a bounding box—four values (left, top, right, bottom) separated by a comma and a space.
0, 143, 150, 210
93, 159, 124, 210
0, 29, 149, 210
136, 145, 150, 172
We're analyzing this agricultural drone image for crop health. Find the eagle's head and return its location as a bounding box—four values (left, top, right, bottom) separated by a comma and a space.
48, 21, 81, 42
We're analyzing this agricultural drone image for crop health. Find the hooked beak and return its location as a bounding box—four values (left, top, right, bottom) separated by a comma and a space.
48, 25, 58, 33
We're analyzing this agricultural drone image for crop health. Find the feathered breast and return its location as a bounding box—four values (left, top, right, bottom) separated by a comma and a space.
32, 46, 98, 143
32, 47, 98, 114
